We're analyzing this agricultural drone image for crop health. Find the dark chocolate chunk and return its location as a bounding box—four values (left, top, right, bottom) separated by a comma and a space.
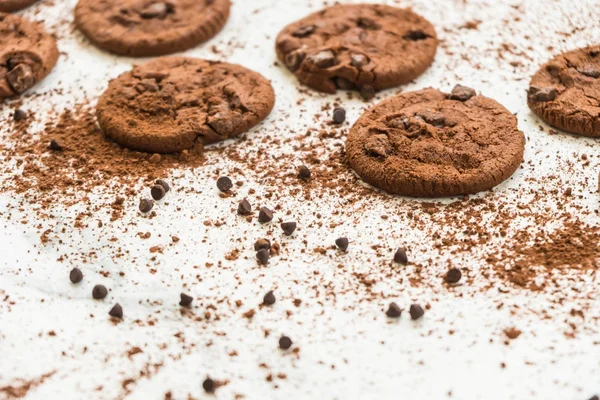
403, 30, 430, 41
92, 284, 108, 300
13, 109, 27, 122
48, 139, 63, 151
386, 302, 402, 318
394, 248, 408, 264
449, 84, 476, 102
445, 268, 462, 284
140, 2, 169, 19
292, 24, 316, 38
156, 179, 170, 193
6, 64, 34, 94
360, 85, 376, 101
203, 378, 215, 393
409, 304, 425, 320
335, 237, 349, 252
298, 165, 311, 180
216, 176, 233, 192
308, 50, 336, 68
238, 199, 252, 216
528, 86, 557, 102
279, 335, 293, 350
150, 185, 166, 201
180, 293, 193, 307
263, 290, 276, 305
256, 248, 270, 265
335, 77, 356, 90
350, 54, 369, 68
254, 238, 271, 251
139, 199, 154, 213
69, 268, 83, 284
109, 303, 123, 319
333, 107, 346, 124
281, 222, 297, 236
258, 207, 274, 223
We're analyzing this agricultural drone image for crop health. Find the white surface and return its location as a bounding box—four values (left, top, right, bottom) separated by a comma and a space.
1, 0, 600, 399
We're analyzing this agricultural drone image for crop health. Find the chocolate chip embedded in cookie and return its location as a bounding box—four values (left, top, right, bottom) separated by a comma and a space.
96, 57, 275, 154
275, 4, 437, 95
0, 13, 58, 98
528, 45, 600, 137
346, 87, 525, 197
74, 0, 231, 57
0, 0, 38, 12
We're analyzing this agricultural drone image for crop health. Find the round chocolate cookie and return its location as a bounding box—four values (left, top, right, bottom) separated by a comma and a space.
275, 4, 437, 95
96, 57, 275, 154
346, 87, 525, 197
528, 45, 600, 137
74, 0, 231, 57
0, 0, 38, 12
0, 13, 58, 99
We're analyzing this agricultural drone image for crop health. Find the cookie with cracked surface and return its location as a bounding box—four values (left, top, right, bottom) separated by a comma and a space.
346, 87, 525, 197
0, 13, 59, 98
528, 45, 600, 137
96, 57, 275, 154
275, 4, 437, 95
0, 0, 38, 12
74, 0, 231, 57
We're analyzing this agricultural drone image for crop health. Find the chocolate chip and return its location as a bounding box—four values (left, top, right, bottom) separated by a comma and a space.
216, 176, 233, 192
308, 50, 336, 69
139, 198, 154, 213
577, 66, 600, 78
92, 284, 108, 300
238, 199, 252, 216
13, 109, 27, 122
528, 86, 557, 102
449, 84, 476, 102
263, 290, 276, 305
48, 139, 63, 151
6, 64, 34, 94
156, 179, 170, 193
403, 30, 430, 41
335, 237, 349, 252
360, 85, 376, 101
332, 107, 346, 124
256, 248, 270, 265
298, 165, 311, 180
357, 17, 379, 30
335, 77, 356, 90
279, 335, 293, 350
416, 110, 446, 127
258, 207, 274, 223
409, 304, 425, 320
284, 51, 306, 71
386, 302, 402, 318
202, 378, 215, 393
364, 134, 391, 157
150, 185, 166, 201
394, 248, 408, 264
180, 293, 193, 307
254, 238, 271, 251
140, 2, 169, 18
69, 268, 83, 284
109, 303, 123, 319
281, 222, 297, 236
292, 24, 316, 38
350, 54, 369, 68
445, 268, 462, 284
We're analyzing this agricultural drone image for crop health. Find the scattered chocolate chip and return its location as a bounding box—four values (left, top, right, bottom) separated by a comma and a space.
446, 268, 462, 284
13, 109, 27, 122
528, 86, 557, 102
109, 303, 123, 319
350, 53, 369, 68
156, 179, 170, 193
238, 199, 252, 216
256, 248, 270, 265
403, 30, 430, 41
386, 302, 402, 318
48, 139, 63, 151
394, 248, 408, 264
308, 50, 336, 68
281, 222, 297, 236
180, 293, 193, 307
298, 165, 311, 180
216, 176, 233, 192
203, 378, 215, 393
449, 84, 476, 102
409, 304, 425, 320
279, 335, 293, 350
150, 185, 166, 201
335, 77, 356, 90
332, 107, 346, 124
92, 284, 108, 300
258, 207, 274, 223
69, 268, 83, 284
139, 198, 154, 213
292, 24, 316, 38
360, 85, 376, 101
263, 290, 276, 305
335, 237, 349, 252
254, 238, 271, 251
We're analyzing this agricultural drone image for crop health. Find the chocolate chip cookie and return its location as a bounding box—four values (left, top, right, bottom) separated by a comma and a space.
0, 0, 38, 12
528, 45, 600, 137
74, 0, 231, 57
0, 13, 59, 98
275, 4, 437, 95
96, 57, 275, 154
346, 87, 525, 197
